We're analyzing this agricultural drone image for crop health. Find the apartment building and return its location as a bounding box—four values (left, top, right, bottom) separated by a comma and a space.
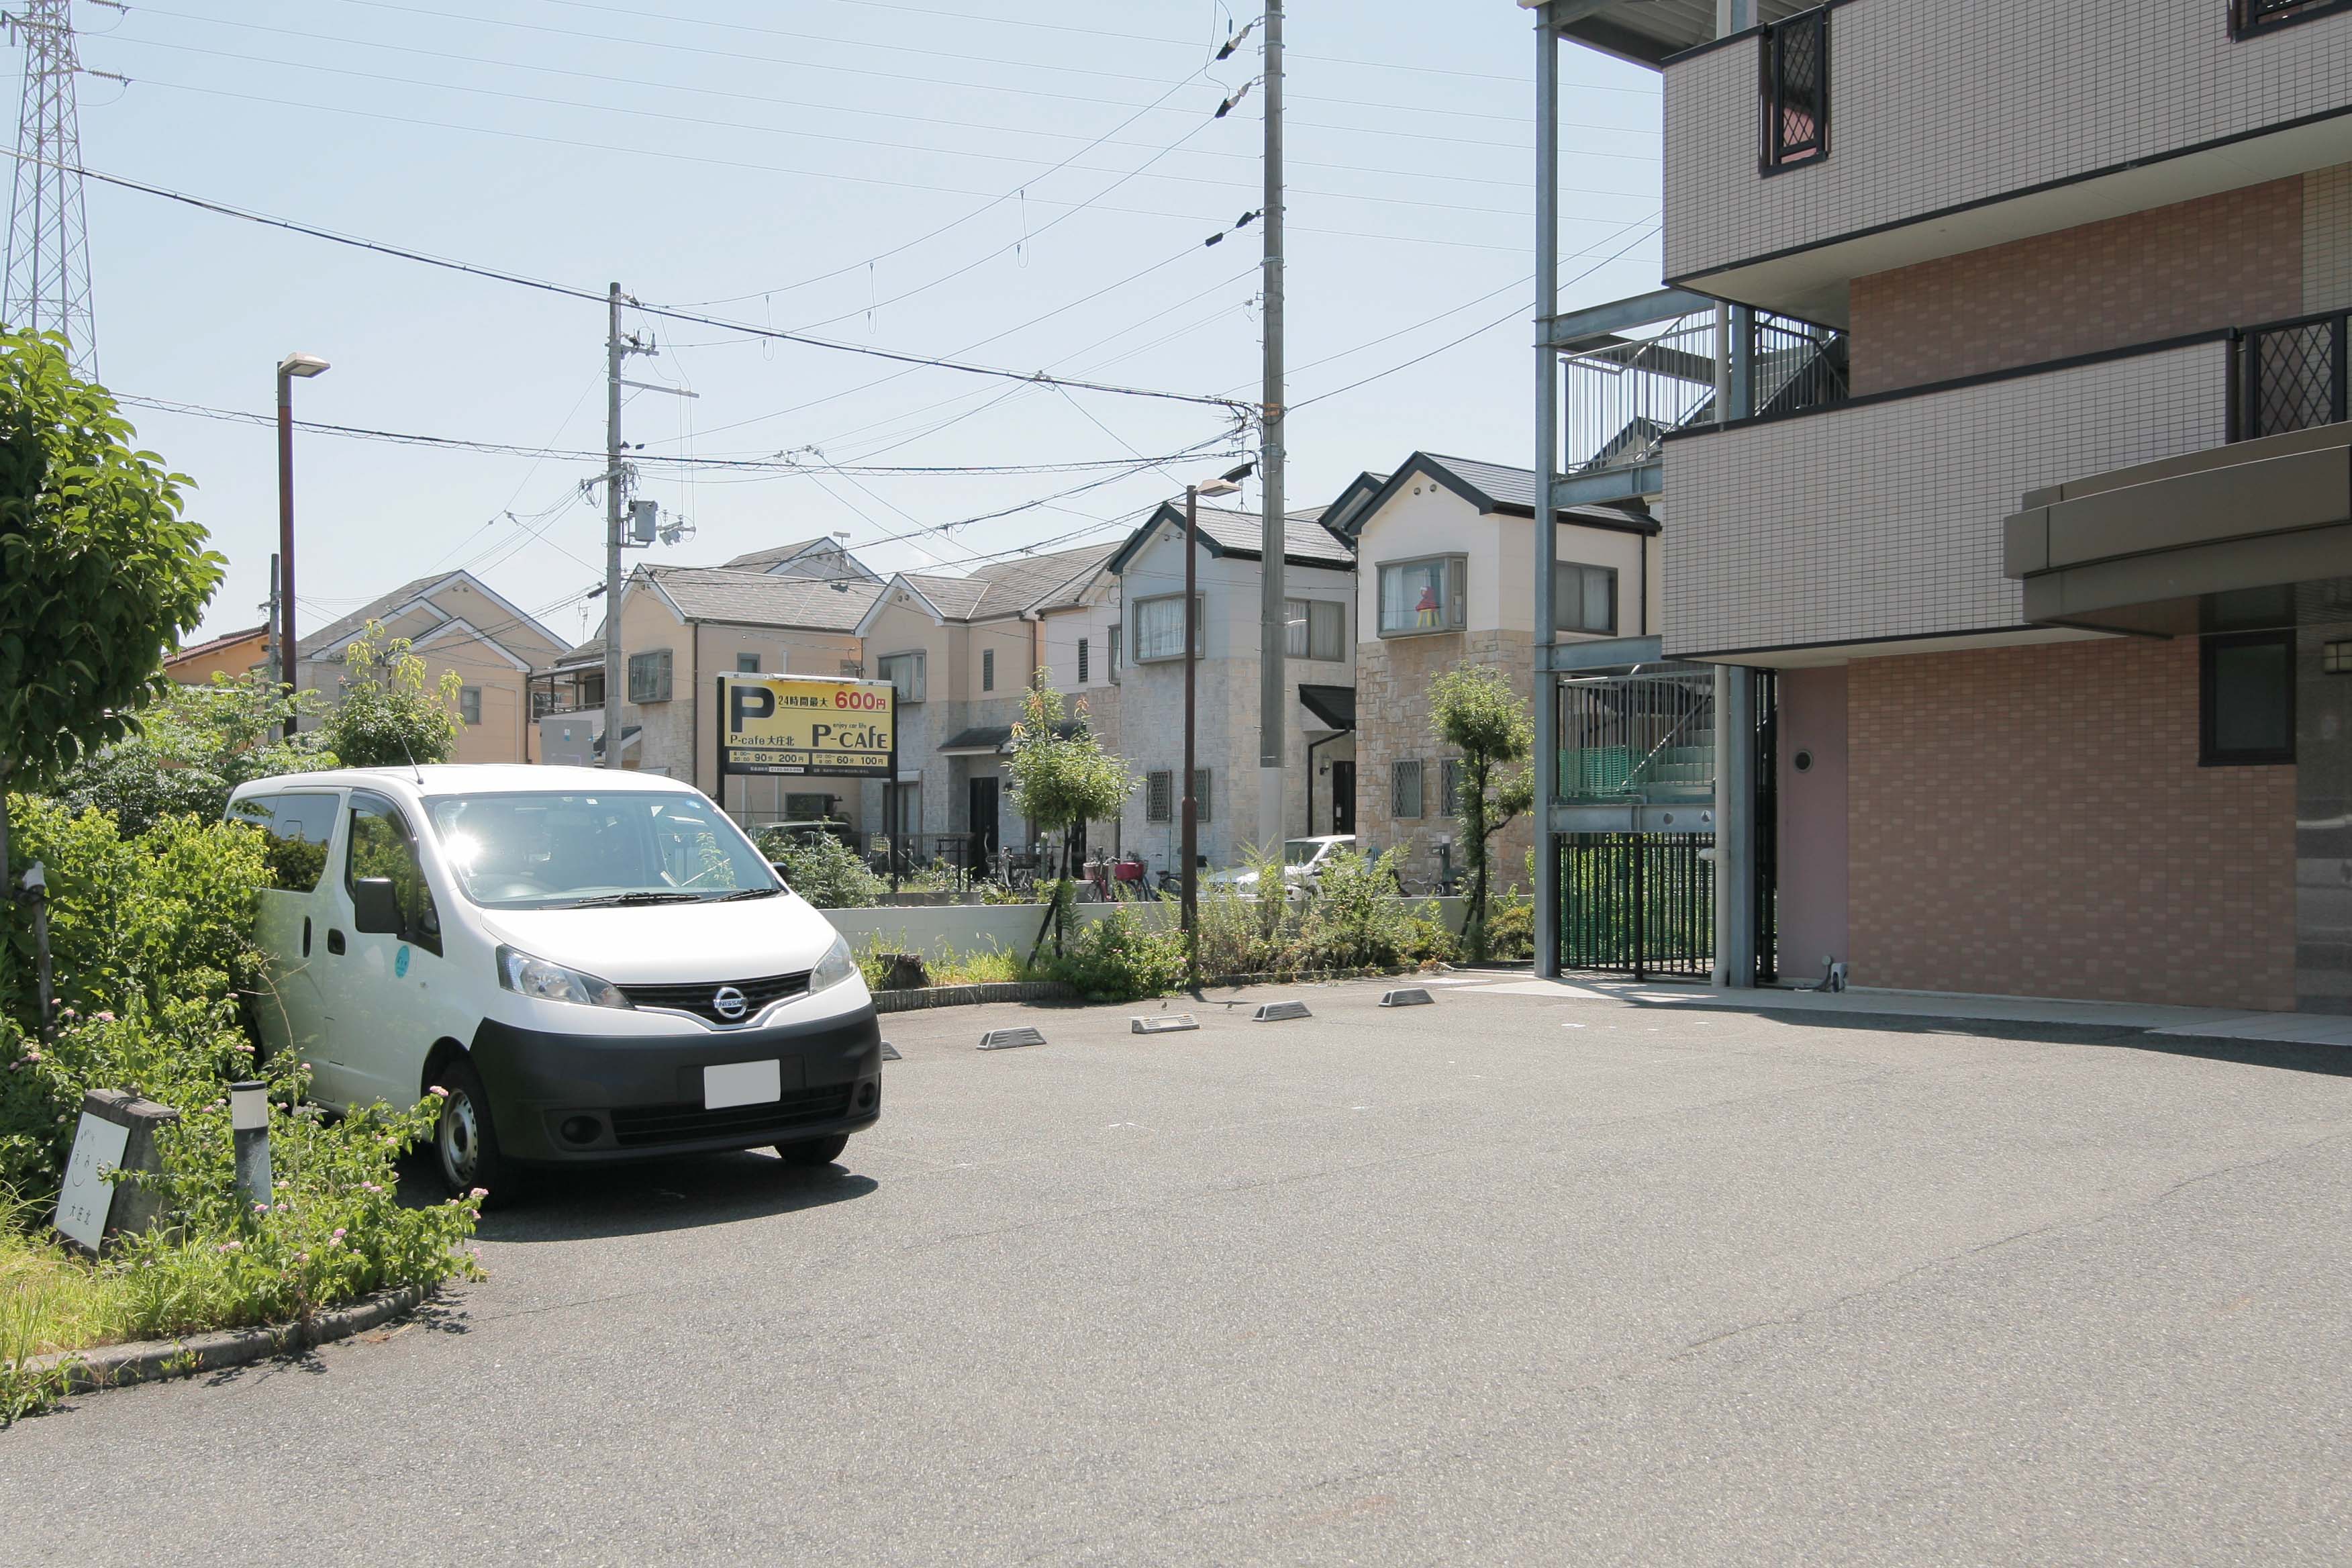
291, 570, 571, 765
1330, 452, 1660, 890
1106, 498, 1356, 876
852, 543, 1122, 869
1532, 0, 2352, 1011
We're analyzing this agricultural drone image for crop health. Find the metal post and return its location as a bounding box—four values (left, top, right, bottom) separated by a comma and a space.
1532, 5, 1562, 979
230, 1079, 272, 1214
275, 367, 297, 706
1182, 484, 1201, 986
1256, 0, 1288, 855
1729, 304, 1755, 421
1712, 668, 1756, 987
602, 281, 626, 771
19, 861, 52, 1044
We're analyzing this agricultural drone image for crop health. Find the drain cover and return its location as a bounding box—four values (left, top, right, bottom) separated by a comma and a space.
978, 1026, 1046, 1050
1252, 999, 1312, 1022
1379, 988, 1434, 1008
1132, 1014, 1200, 1034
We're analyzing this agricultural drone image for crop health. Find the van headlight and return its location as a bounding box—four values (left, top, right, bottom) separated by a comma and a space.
808, 932, 860, 995
496, 945, 633, 1010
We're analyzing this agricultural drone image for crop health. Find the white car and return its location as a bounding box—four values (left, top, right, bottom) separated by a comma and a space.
1204, 835, 1356, 896
226, 765, 879, 1199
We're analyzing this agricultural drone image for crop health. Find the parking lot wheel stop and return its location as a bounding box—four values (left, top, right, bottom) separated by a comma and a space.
1379, 988, 1434, 1008
881, 1041, 903, 1061
1132, 1014, 1200, 1034
1252, 1000, 1312, 1022
978, 1026, 1047, 1050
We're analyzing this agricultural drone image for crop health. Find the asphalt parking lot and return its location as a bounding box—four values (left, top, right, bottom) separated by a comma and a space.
5, 977, 2351, 1565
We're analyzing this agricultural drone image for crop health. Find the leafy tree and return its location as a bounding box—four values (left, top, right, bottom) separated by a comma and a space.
0, 329, 216, 875
52, 671, 333, 835
1004, 680, 1135, 879
318, 621, 464, 769
1430, 663, 1535, 962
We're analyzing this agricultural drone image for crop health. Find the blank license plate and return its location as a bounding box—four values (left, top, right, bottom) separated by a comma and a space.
703, 1059, 781, 1110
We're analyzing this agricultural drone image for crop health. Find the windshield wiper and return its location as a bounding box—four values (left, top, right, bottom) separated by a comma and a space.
714, 886, 783, 901
560, 891, 702, 909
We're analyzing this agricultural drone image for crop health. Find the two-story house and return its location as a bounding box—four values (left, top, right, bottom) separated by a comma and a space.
292, 570, 571, 765
1332, 452, 1660, 891
1106, 498, 1357, 875
1532, 0, 2352, 1012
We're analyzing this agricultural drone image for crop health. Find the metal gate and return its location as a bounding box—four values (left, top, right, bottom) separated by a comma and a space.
1556, 832, 1716, 979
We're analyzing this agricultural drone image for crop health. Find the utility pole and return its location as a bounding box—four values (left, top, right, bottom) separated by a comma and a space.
1182, 483, 1201, 983
1255, 0, 1287, 856
602, 282, 626, 771
2, 0, 105, 377
264, 553, 283, 736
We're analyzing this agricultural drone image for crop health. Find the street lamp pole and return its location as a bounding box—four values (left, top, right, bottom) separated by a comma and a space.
275, 352, 330, 735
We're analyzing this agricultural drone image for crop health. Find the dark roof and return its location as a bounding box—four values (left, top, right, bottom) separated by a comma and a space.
1346, 452, 1659, 539
966, 541, 1118, 616
1107, 499, 1356, 577
721, 537, 828, 572
643, 566, 883, 630
1316, 471, 1392, 540
1298, 684, 1355, 732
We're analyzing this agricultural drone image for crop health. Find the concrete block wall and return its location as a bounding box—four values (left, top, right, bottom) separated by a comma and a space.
1846, 637, 2295, 1011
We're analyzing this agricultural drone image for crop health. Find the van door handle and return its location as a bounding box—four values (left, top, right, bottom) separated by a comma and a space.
326, 928, 346, 956
302, 917, 313, 958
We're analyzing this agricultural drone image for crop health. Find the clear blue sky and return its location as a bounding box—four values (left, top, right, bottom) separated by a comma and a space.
49, 0, 1662, 645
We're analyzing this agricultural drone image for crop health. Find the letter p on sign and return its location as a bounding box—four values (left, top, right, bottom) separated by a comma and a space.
730, 682, 776, 732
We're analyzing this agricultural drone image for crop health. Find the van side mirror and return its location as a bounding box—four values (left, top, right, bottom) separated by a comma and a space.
352, 877, 403, 935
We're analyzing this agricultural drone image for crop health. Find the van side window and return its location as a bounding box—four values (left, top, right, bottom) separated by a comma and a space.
228, 792, 340, 892
346, 793, 444, 956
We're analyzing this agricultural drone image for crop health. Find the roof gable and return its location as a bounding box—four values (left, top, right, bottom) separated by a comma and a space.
1346, 452, 1659, 544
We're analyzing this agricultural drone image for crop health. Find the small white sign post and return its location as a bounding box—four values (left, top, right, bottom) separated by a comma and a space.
54, 1112, 132, 1252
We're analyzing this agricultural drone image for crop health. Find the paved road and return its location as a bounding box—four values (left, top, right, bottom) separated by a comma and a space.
6, 979, 2351, 1565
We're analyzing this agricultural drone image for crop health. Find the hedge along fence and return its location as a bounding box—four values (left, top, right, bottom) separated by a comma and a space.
822, 897, 1472, 965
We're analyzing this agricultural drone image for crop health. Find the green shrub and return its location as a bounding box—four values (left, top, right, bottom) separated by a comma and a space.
1483, 900, 1534, 961
761, 830, 883, 909
1291, 847, 1457, 972
50, 673, 332, 838
1048, 907, 1186, 1003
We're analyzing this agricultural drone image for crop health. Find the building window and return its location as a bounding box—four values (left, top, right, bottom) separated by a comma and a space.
1108, 625, 1121, 679
458, 685, 483, 726
1132, 593, 1203, 663
736, 652, 762, 673
2233, 0, 2352, 39
878, 650, 926, 703
1190, 768, 1212, 824
1759, 8, 1828, 173
2325, 639, 2352, 675
1077, 638, 1090, 685
2200, 631, 2295, 766
1145, 769, 1173, 823
1377, 557, 1465, 636
1391, 758, 1424, 819
1285, 598, 1346, 661
626, 649, 673, 703
981, 648, 995, 692
1554, 562, 1619, 636
1440, 758, 1463, 818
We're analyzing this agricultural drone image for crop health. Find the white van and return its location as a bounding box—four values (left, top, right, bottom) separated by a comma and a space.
225, 765, 880, 1197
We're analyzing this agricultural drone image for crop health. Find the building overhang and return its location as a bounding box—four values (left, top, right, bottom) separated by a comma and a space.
2005, 421, 2352, 637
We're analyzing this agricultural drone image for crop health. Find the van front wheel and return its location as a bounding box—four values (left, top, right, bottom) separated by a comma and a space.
775, 1134, 849, 1168
432, 1057, 511, 1203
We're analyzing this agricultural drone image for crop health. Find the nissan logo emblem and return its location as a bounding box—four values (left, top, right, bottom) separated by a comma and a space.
711, 985, 749, 1021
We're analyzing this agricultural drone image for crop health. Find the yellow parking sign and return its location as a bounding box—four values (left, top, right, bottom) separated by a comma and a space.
718, 674, 897, 778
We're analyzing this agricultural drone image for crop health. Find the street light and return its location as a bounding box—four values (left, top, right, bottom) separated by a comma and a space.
1182, 460, 1255, 987
276, 352, 330, 730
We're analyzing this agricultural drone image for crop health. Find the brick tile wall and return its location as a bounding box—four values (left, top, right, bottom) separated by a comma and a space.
1848, 179, 2304, 395
1355, 630, 1533, 890
1848, 638, 2295, 1011
2305, 163, 2352, 314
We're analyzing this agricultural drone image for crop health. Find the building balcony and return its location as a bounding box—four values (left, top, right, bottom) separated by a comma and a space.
1660, 0, 2352, 324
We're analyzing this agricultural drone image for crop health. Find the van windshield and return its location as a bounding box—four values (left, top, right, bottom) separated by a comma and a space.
424, 791, 781, 910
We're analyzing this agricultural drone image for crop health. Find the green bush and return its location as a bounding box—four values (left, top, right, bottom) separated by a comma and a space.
1291, 847, 1457, 972
50, 673, 332, 838
1483, 900, 1534, 961
761, 830, 883, 910
1047, 907, 1187, 1003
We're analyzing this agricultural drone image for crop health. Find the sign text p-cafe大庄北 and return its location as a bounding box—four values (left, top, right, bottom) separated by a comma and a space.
716, 674, 897, 779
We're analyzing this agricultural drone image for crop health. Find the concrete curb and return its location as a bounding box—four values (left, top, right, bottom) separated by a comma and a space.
20, 1283, 433, 1395
873, 980, 1078, 1012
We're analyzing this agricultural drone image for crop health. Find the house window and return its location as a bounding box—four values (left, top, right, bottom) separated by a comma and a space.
1077, 638, 1090, 685
1132, 593, 1203, 663
1391, 758, 1424, 819
2200, 632, 2295, 766
1285, 598, 1346, 661
981, 648, 995, 692
2233, 0, 2352, 39
1190, 768, 1212, 824
1377, 557, 1465, 636
1146, 769, 1173, 823
1109, 625, 1121, 679
1760, 8, 1828, 173
878, 651, 926, 703
1441, 758, 1463, 818
626, 649, 673, 703
2325, 639, 2352, 675
736, 652, 762, 673
458, 685, 482, 726
1554, 562, 1619, 636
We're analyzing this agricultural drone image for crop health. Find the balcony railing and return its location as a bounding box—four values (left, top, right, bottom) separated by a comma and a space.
2239, 309, 2349, 441
1563, 309, 1847, 477
1556, 667, 1715, 805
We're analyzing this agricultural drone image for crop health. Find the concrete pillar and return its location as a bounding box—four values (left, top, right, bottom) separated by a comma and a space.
1713, 665, 1756, 988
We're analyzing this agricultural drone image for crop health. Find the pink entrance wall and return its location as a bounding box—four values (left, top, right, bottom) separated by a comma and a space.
1775, 667, 1850, 981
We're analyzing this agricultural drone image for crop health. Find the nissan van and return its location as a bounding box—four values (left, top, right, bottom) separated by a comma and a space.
225, 765, 881, 1198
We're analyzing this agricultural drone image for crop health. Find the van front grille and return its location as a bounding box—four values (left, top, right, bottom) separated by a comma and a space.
608, 1084, 854, 1148
616, 971, 810, 1025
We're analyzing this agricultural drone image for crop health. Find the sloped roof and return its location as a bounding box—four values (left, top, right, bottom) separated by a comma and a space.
963, 541, 1120, 616
1347, 452, 1658, 539
168, 622, 270, 666
722, 537, 829, 572
1108, 500, 1355, 576
295, 570, 571, 663
643, 565, 883, 630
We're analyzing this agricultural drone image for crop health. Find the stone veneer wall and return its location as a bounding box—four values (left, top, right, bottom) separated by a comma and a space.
1355, 629, 1534, 891
1847, 638, 2294, 1011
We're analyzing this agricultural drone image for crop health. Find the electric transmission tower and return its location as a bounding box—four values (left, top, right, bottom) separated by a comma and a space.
3, 0, 99, 375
